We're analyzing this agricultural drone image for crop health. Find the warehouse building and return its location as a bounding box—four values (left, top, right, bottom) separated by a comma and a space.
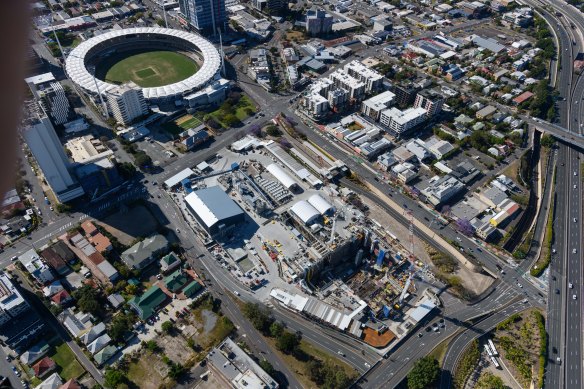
184, 186, 245, 237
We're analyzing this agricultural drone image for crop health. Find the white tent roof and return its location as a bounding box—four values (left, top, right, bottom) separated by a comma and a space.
266, 164, 297, 189
290, 200, 320, 225
307, 194, 333, 214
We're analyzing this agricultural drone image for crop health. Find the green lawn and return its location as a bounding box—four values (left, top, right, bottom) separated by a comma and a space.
207, 95, 256, 128
178, 116, 203, 129
49, 342, 85, 380
104, 50, 199, 88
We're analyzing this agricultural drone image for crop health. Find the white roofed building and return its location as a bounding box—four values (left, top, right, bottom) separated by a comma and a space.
307, 194, 334, 215
184, 186, 245, 237
290, 200, 321, 225
266, 164, 298, 190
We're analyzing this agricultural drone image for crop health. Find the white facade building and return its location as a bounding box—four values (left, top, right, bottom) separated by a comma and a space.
106, 82, 148, 125
414, 89, 444, 118
329, 70, 365, 100
361, 91, 396, 120
380, 107, 427, 136
0, 273, 29, 326
22, 108, 84, 202
344, 61, 384, 93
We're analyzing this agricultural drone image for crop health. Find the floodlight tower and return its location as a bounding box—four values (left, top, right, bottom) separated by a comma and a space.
162, 2, 169, 28
67, 53, 109, 117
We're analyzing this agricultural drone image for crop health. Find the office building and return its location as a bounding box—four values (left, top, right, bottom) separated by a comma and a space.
25, 73, 74, 126
0, 273, 30, 326
414, 89, 444, 118
106, 83, 148, 126
179, 0, 226, 33
306, 9, 333, 35
21, 105, 84, 202
421, 175, 465, 206
380, 107, 427, 136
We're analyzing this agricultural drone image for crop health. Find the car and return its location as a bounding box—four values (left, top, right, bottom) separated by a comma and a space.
574, 218, 578, 223
49, 206, 53, 211
337, 351, 345, 356
552, 248, 557, 254
433, 327, 440, 332
562, 163, 565, 166
432, 322, 438, 327
517, 283, 523, 288
418, 333, 423, 338
175, 228, 180, 233
439, 318, 444, 323
574, 171, 578, 176
557, 357, 562, 364
573, 294, 577, 300
425, 326, 431, 332
569, 282, 574, 288
574, 184, 578, 189
234, 290, 240, 296
553, 346, 558, 354
556, 289, 560, 294
456, 237, 461, 241
573, 248, 578, 254
552, 275, 556, 280
10, 256, 18, 262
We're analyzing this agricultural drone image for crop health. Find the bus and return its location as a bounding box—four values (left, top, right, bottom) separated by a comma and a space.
488, 339, 498, 356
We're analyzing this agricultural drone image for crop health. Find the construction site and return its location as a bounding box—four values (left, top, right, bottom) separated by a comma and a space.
164, 136, 440, 350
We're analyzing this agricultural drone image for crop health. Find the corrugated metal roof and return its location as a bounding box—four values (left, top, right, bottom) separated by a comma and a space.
185, 186, 244, 229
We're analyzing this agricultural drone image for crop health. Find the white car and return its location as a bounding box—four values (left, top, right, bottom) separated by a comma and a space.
574, 171, 578, 176
233, 290, 240, 296
517, 283, 523, 288
569, 282, 574, 289
574, 249, 578, 254
337, 351, 345, 356
573, 294, 578, 300
574, 218, 578, 223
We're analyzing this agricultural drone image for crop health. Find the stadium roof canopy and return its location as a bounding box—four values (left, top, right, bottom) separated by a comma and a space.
65, 27, 221, 101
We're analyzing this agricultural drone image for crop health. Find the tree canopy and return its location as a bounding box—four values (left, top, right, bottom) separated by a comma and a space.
407, 356, 440, 389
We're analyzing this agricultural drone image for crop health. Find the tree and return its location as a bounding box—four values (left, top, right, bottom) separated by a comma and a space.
259, 359, 276, 377
134, 152, 152, 169
456, 218, 474, 236
223, 114, 240, 127
407, 356, 440, 389
161, 321, 174, 334
242, 302, 274, 334
476, 372, 506, 389
109, 313, 134, 342
104, 368, 127, 388
72, 285, 101, 316
270, 321, 284, 338
55, 203, 72, 214
266, 125, 281, 137
145, 340, 160, 352
541, 134, 556, 148
117, 162, 136, 179
307, 358, 324, 384
124, 284, 138, 295
275, 331, 300, 354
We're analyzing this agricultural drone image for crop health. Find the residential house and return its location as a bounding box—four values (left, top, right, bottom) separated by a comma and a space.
121, 234, 169, 270
32, 357, 57, 378
40, 247, 69, 276
88, 333, 111, 354
80, 322, 106, 346
20, 341, 49, 365
94, 345, 117, 367
160, 252, 181, 274
36, 372, 63, 389
51, 290, 73, 307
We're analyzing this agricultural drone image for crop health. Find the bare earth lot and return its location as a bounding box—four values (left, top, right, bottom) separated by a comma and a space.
98, 205, 158, 245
